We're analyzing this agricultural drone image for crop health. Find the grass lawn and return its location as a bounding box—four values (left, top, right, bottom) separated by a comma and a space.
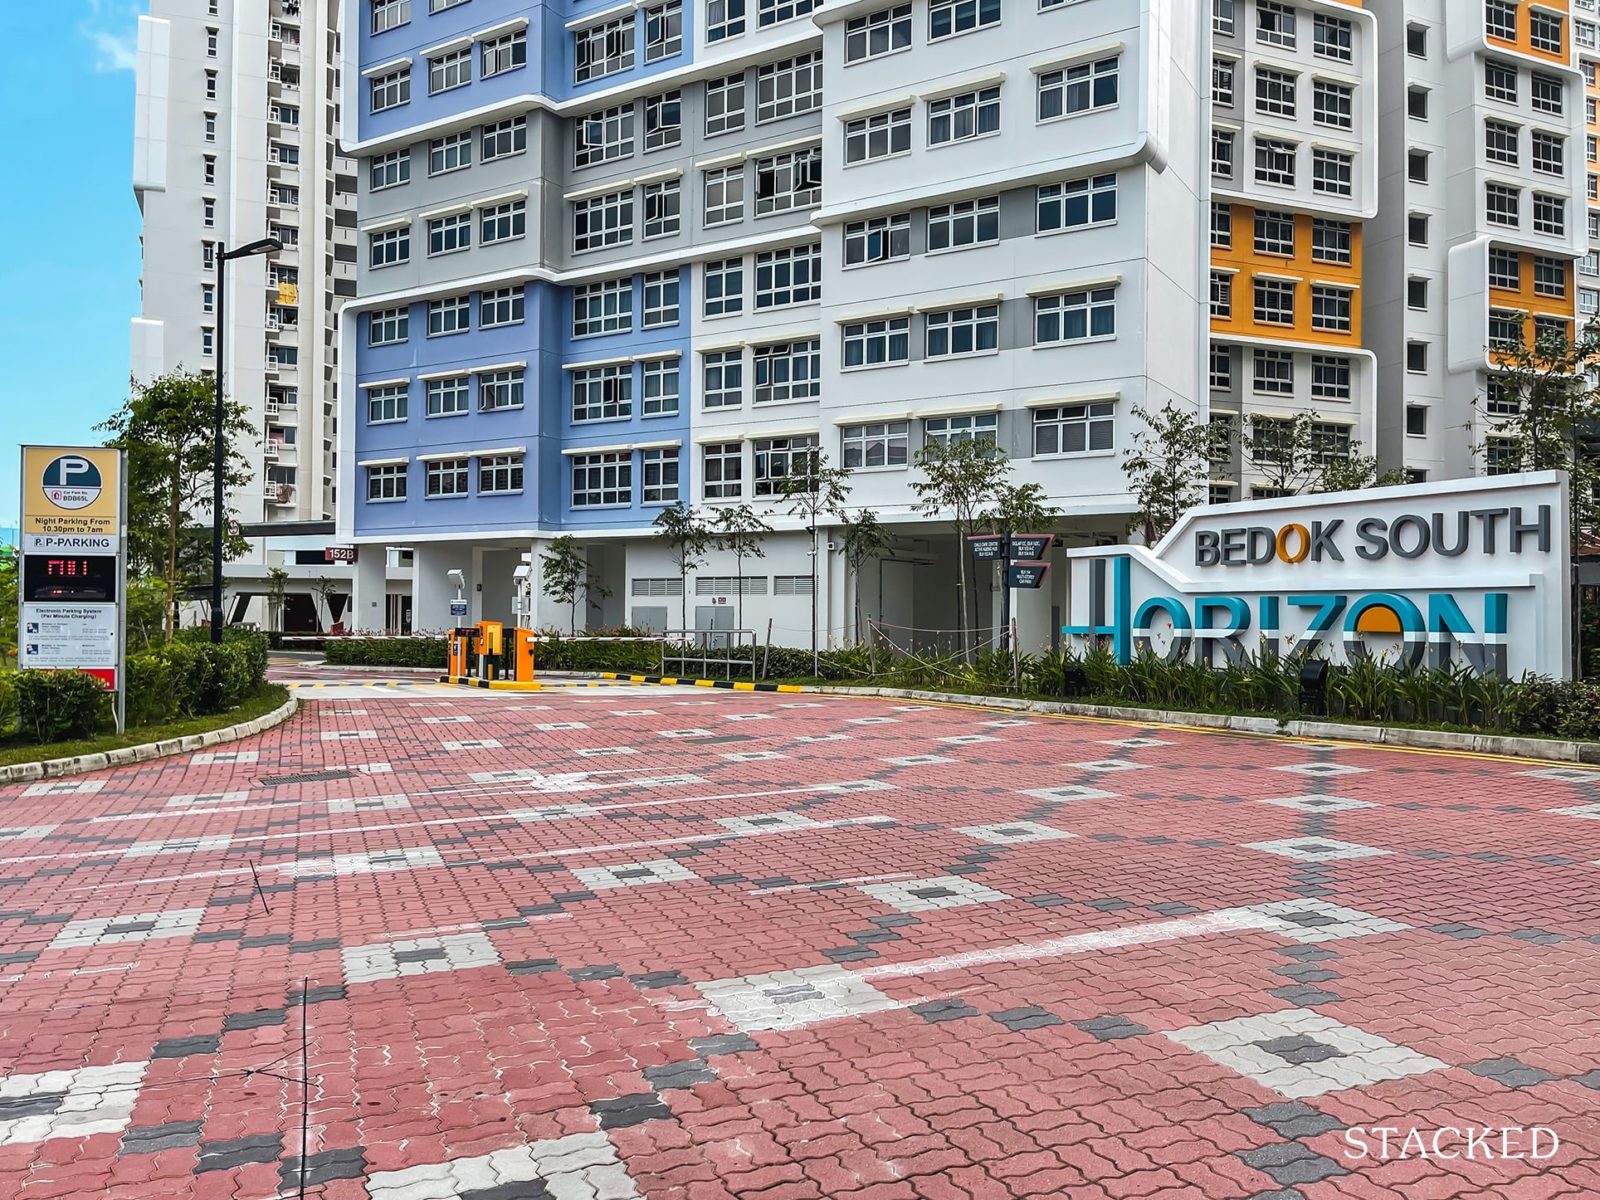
0, 685, 294, 769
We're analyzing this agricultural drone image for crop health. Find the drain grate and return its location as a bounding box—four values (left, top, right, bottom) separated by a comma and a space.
258, 769, 356, 786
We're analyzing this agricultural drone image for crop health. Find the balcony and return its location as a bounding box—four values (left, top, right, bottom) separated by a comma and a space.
267, 483, 296, 505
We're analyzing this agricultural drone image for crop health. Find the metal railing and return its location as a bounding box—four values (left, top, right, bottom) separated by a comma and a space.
659, 628, 759, 681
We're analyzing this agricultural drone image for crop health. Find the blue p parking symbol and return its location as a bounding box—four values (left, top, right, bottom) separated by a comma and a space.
41, 455, 103, 511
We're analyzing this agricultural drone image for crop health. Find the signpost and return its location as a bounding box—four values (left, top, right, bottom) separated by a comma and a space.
17, 447, 128, 731
969, 532, 1054, 651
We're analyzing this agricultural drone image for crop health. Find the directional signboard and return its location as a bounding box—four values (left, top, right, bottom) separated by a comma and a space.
967, 535, 1005, 561
1007, 563, 1049, 590
1008, 534, 1053, 562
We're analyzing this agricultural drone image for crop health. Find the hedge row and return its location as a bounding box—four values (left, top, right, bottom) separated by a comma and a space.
2, 632, 271, 744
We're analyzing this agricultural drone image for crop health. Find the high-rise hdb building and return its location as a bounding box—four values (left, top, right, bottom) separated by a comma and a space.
335, 0, 1585, 647
132, 0, 364, 631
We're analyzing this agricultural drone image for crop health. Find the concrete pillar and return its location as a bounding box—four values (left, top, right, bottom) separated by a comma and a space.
814, 527, 835, 649
414, 543, 468, 632
351, 546, 387, 633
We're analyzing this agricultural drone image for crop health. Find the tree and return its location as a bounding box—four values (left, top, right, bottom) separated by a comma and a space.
712, 505, 772, 633
983, 481, 1061, 538
541, 535, 614, 636
99, 370, 254, 641
265, 566, 289, 634
911, 437, 1011, 661
313, 576, 341, 633
1244, 413, 1402, 497
835, 506, 893, 645
0, 555, 15, 669
652, 502, 713, 633
1122, 402, 1224, 543
778, 451, 852, 673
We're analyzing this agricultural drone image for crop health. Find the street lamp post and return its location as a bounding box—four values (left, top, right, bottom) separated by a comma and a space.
211, 237, 282, 643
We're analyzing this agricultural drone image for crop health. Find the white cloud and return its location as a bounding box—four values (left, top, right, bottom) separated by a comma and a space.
81, 0, 141, 74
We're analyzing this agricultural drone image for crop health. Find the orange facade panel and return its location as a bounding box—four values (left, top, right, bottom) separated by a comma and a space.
1488, 250, 1576, 362
1486, 0, 1571, 67
1208, 204, 1362, 347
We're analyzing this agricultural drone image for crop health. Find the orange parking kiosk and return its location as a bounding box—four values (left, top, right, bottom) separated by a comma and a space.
447, 628, 474, 677
514, 628, 536, 681
475, 621, 503, 679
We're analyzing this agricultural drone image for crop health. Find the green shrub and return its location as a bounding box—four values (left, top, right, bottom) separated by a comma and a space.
325, 637, 448, 669
0, 671, 14, 734
13, 670, 111, 743
124, 633, 268, 726
125, 653, 181, 726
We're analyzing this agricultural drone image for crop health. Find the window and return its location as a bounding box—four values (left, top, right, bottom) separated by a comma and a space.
369, 227, 409, 268
756, 53, 821, 124
924, 414, 999, 450
705, 72, 746, 136
428, 48, 471, 95
203, 197, 216, 228
482, 30, 527, 77
481, 286, 524, 328
752, 340, 821, 404
1489, 247, 1520, 289
1310, 285, 1352, 333
1531, 73, 1563, 115
1254, 209, 1295, 256
427, 295, 470, 337
1532, 131, 1564, 175
845, 108, 911, 163
1408, 212, 1429, 246
842, 317, 911, 368
1210, 270, 1233, 318
756, 244, 821, 308
1313, 80, 1353, 130
704, 258, 744, 316
573, 189, 634, 252
753, 147, 821, 214
367, 463, 407, 501
846, 5, 911, 62
926, 305, 1000, 358
572, 364, 633, 422
1534, 315, 1569, 345
1034, 403, 1114, 456
1408, 150, 1429, 183
1035, 286, 1116, 343
1583, 288, 1599, 316
204, 112, 217, 142
642, 358, 680, 415
753, 436, 819, 495
572, 453, 632, 507
702, 350, 743, 408
1214, 58, 1235, 105
479, 455, 524, 494
1308, 422, 1351, 465
1310, 355, 1351, 400
1485, 60, 1517, 103
1255, 67, 1296, 118
1486, 0, 1517, 39
1038, 174, 1117, 232
842, 422, 910, 468
643, 179, 681, 238
1257, 0, 1296, 47
1209, 344, 1233, 390
844, 213, 911, 266
575, 17, 635, 83
1255, 137, 1296, 186
645, 91, 682, 151
1486, 378, 1520, 416
703, 443, 743, 499
645, 0, 683, 60
1486, 183, 1521, 227
1489, 310, 1525, 349
1311, 218, 1351, 264
367, 384, 408, 424
1214, 0, 1235, 36
481, 199, 526, 244
204, 156, 216, 186
205, 70, 217, 100
369, 307, 409, 347
1211, 202, 1233, 248
479, 369, 525, 411
1253, 348, 1294, 394
1407, 278, 1429, 310
759, 0, 818, 28
706, 0, 745, 41
574, 278, 633, 338
426, 376, 470, 416
1534, 255, 1567, 297
1487, 437, 1517, 476
1531, 9, 1563, 52
1040, 58, 1119, 121
927, 196, 999, 251
1485, 119, 1519, 166
575, 105, 634, 169
641, 448, 680, 503
1533, 192, 1565, 235
1253, 278, 1295, 326
703, 165, 745, 225
429, 131, 472, 175
371, 149, 410, 190
202, 284, 215, 314
206, 26, 218, 56
428, 211, 471, 256
373, 0, 410, 32
1312, 148, 1352, 197
643, 271, 680, 327
483, 117, 527, 161
928, 0, 1000, 40
1313, 13, 1352, 61
1406, 406, 1428, 437
201, 327, 214, 356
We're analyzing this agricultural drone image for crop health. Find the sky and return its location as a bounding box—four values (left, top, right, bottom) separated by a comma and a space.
0, 2, 146, 533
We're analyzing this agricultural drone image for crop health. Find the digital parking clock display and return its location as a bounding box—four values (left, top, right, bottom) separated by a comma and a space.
22, 555, 118, 603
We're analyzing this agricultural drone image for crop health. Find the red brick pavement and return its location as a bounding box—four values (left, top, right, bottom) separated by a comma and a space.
1, 684, 1599, 1198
